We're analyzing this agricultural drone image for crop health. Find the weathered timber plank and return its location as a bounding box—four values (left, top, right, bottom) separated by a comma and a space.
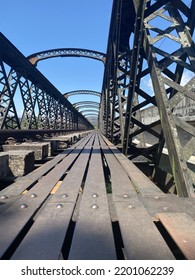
157, 212, 195, 260
98, 134, 137, 201
101, 134, 164, 196
115, 202, 174, 259
68, 133, 117, 260
99, 133, 174, 259
0, 134, 92, 258
12, 134, 95, 259
11, 203, 74, 260
0, 134, 91, 197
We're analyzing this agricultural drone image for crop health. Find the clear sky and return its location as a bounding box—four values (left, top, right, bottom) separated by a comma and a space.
0, 0, 113, 108
1, 0, 194, 118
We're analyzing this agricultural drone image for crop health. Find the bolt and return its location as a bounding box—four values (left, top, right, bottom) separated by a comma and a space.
0, 195, 8, 200
128, 204, 135, 209
123, 194, 129, 198
30, 193, 37, 198
20, 203, 28, 209
154, 196, 159, 200
56, 203, 63, 209
62, 194, 68, 198
92, 193, 98, 198
91, 204, 99, 209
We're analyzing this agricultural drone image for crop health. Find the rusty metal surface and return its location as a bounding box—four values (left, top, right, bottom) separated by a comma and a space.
140, 195, 195, 221
157, 212, 195, 260
115, 201, 174, 260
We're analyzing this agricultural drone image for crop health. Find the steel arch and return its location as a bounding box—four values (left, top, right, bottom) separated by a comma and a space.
80, 110, 99, 117
73, 101, 100, 108
28, 48, 106, 66
64, 90, 101, 98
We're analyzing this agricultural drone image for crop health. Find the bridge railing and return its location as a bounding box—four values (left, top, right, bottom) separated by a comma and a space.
0, 33, 93, 131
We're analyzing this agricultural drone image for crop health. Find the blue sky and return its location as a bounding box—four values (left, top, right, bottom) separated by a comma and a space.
1, 0, 194, 116
0, 0, 113, 106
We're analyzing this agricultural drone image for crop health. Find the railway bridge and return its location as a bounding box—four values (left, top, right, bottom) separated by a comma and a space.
0, 0, 195, 260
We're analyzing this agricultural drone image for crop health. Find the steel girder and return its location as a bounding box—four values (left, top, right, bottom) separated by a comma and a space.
0, 33, 93, 131
100, 0, 195, 197
28, 48, 106, 66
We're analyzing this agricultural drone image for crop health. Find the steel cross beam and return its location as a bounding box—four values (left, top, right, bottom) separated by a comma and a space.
99, 0, 195, 197
28, 48, 106, 66
0, 33, 93, 131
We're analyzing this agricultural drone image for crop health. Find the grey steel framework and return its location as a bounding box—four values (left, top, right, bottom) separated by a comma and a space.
28, 48, 106, 66
99, 0, 195, 197
0, 33, 93, 131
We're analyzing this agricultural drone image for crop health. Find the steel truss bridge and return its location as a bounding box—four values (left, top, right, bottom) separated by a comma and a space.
0, 0, 195, 198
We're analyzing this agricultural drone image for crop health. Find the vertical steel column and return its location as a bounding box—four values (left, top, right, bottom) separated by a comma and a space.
123, 0, 146, 154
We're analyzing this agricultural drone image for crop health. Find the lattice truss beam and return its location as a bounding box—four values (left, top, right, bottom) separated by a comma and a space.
0, 34, 93, 131
100, 0, 195, 197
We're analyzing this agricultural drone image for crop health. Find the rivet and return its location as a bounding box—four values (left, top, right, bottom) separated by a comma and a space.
128, 204, 135, 209
30, 193, 37, 198
0, 195, 8, 200
92, 193, 98, 198
154, 196, 159, 200
163, 206, 168, 211
20, 203, 28, 209
56, 203, 63, 209
62, 194, 68, 198
123, 194, 129, 198
91, 204, 99, 209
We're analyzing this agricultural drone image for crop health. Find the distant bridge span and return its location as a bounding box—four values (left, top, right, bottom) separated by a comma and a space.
64, 90, 101, 98
28, 48, 106, 66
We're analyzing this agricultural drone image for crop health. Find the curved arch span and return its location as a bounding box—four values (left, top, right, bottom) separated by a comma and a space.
28, 48, 106, 66
77, 105, 99, 111
84, 113, 99, 117
64, 90, 101, 98
79, 109, 99, 116
73, 101, 100, 108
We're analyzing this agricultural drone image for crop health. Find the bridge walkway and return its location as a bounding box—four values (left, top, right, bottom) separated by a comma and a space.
0, 132, 195, 260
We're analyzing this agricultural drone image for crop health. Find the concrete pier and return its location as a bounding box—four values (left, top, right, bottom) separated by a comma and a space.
1, 151, 34, 177
2, 142, 49, 161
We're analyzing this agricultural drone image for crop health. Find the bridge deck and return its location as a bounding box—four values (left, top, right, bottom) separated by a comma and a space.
0, 132, 195, 260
